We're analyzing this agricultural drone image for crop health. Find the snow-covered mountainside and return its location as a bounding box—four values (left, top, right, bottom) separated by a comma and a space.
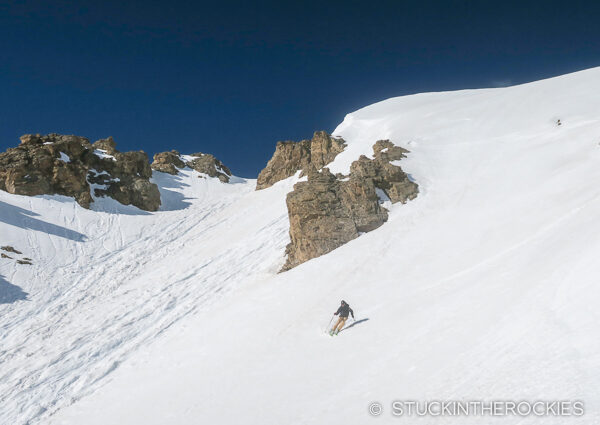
2, 67, 600, 425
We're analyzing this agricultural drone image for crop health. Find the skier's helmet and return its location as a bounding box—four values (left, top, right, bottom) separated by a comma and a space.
341, 300, 346, 305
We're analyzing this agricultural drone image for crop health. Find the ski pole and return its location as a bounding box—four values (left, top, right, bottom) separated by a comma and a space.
325, 315, 334, 333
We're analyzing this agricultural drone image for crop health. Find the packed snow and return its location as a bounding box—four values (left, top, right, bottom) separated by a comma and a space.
1, 67, 600, 425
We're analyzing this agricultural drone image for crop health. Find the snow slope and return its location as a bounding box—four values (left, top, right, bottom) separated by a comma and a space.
2, 67, 600, 425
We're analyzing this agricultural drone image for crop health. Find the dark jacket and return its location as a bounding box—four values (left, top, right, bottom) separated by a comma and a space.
335, 303, 354, 319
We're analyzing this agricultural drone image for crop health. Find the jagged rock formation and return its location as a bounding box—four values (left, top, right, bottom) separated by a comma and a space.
87, 137, 160, 210
282, 140, 418, 271
151, 151, 186, 175
151, 151, 232, 183
282, 166, 388, 270
187, 153, 232, 183
256, 131, 346, 190
350, 140, 418, 204
0, 134, 160, 211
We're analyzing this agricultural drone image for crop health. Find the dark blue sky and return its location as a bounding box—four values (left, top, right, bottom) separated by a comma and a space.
1, 0, 599, 177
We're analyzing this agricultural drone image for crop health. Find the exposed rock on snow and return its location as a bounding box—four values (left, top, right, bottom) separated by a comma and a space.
151, 151, 186, 175
1, 245, 32, 264
0, 134, 92, 207
282, 140, 417, 270
350, 140, 418, 204
151, 151, 232, 182
256, 131, 346, 190
0, 134, 160, 211
2, 246, 22, 254
282, 166, 387, 271
187, 153, 232, 183
88, 139, 160, 211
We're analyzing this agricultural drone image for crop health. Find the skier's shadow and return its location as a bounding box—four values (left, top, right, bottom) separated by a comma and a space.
340, 317, 369, 332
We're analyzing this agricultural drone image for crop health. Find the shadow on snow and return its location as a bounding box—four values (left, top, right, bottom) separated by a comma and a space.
0, 200, 87, 242
0, 274, 28, 304
151, 172, 193, 211
340, 317, 370, 332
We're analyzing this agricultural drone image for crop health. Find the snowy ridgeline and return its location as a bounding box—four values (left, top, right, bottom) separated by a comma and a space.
1, 67, 600, 425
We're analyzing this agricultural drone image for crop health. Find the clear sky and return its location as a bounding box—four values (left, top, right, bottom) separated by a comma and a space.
1, 0, 599, 177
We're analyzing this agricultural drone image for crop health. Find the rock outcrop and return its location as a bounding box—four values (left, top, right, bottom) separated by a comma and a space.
1, 245, 33, 265
151, 151, 232, 183
256, 131, 346, 190
282, 166, 388, 270
150, 150, 186, 175
187, 153, 232, 183
281, 140, 418, 271
0, 134, 160, 211
349, 140, 418, 204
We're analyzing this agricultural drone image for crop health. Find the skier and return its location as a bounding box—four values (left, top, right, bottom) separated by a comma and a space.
330, 300, 354, 335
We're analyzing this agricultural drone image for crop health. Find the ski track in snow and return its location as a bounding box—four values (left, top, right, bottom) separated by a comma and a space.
0, 169, 293, 424
2, 67, 600, 425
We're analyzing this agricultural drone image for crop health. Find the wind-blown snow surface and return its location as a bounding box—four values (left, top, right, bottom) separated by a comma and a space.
3, 68, 600, 425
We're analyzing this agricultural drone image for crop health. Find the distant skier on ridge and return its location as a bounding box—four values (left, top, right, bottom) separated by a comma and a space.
330, 300, 354, 335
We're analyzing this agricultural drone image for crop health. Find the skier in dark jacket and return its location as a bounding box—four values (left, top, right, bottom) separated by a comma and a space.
330, 300, 354, 335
